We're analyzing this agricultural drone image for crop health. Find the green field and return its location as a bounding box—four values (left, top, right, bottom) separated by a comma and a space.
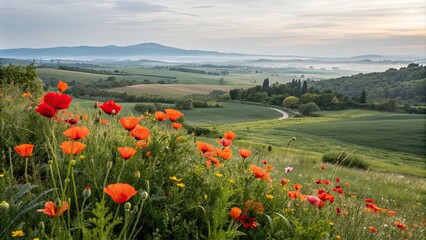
71, 99, 282, 126
215, 110, 426, 177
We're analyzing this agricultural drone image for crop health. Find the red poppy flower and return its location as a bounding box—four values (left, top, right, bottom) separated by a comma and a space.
99, 100, 122, 115
364, 198, 375, 203
293, 184, 302, 191
318, 192, 335, 203
43, 92, 72, 110
104, 183, 137, 204
321, 165, 326, 170
369, 227, 377, 233
35, 102, 56, 118
281, 178, 289, 185
217, 138, 232, 147
63, 126, 90, 140
394, 221, 408, 230
229, 207, 242, 220
135, 141, 148, 149
57, 81, 68, 92
336, 207, 341, 215
314, 179, 322, 184
172, 122, 183, 129
237, 214, 259, 229
238, 149, 252, 159
60, 141, 86, 155
366, 203, 382, 213
249, 164, 271, 182
323, 179, 330, 185
37, 201, 69, 217
164, 109, 183, 121
14, 144, 34, 157
117, 147, 137, 160
223, 131, 236, 140
332, 186, 344, 195
119, 117, 140, 131
196, 141, 214, 153
155, 111, 168, 121
130, 125, 150, 140
215, 147, 232, 160
336, 177, 341, 183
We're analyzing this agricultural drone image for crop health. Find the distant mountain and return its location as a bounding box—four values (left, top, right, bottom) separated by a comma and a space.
0, 43, 243, 59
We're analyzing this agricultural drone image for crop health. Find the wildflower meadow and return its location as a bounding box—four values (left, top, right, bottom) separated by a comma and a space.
0, 78, 425, 239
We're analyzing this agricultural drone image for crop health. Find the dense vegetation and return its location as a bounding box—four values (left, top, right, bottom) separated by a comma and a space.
310, 64, 426, 102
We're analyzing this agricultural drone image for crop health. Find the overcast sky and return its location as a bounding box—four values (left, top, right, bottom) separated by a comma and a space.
0, 0, 425, 57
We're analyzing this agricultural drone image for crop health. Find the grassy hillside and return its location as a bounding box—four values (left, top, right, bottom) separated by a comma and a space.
215, 110, 426, 177
310, 64, 426, 102
109, 84, 242, 98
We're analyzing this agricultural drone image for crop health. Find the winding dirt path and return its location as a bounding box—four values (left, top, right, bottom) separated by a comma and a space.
268, 107, 289, 119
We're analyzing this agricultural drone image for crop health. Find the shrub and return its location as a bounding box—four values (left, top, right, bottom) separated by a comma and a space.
322, 151, 369, 169
134, 103, 155, 113
299, 102, 320, 116
282, 96, 299, 109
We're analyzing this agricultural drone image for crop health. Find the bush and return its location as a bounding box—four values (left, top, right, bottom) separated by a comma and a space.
134, 103, 155, 113
322, 151, 369, 169
299, 102, 320, 116
282, 96, 299, 109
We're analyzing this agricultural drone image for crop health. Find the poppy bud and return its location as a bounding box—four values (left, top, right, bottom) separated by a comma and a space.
0, 200, 9, 209
94, 117, 100, 124
48, 160, 53, 165
94, 102, 98, 109
134, 171, 141, 179
268, 145, 272, 152
39, 221, 45, 231
107, 161, 113, 170
103, 131, 108, 138
141, 191, 149, 200
83, 186, 91, 198
124, 202, 131, 211
133, 206, 138, 213
79, 155, 85, 161
64, 178, 70, 184
70, 160, 76, 166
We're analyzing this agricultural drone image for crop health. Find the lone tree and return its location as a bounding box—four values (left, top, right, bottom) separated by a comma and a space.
360, 90, 367, 103
302, 81, 308, 94
262, 78, 269, 89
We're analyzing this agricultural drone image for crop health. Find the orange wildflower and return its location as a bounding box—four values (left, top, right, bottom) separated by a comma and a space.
104, 183, 138, 204
57, 80, 68, 92
216, 147, 232, 160
318, 192, 335, 203
196, 141, 214, 153
119, 117, 140, 131
135, 141, 148, 149
287, 191, 300, 199
217, 138, 232, 147
63, 126, 90, 140
366, 203, 382, 213
244, 200, 264, 214
265, 165, 274, 172
37, 201, 69, 217
130, 125, 150, 140
249, 164, 271, 182
293, 184, 302, 191
14, 144, 34, 157
21, 92, 32, 98
146, 151, 152, 157
60, 141, 86, 155
100, 119, 109, 125
238, 149, 252, 159
155, 111, 168, 121
172, 122, 183, 129
117, 147, 137, 160
395, 221, 408, 230
223, 131, 236, 140
229, 207, 242, 220
164, 109, 183, 121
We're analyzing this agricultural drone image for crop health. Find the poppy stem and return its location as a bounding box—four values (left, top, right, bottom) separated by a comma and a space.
117, 160, 126, 182
24, 157, 29, 184
8, 148, 14, 186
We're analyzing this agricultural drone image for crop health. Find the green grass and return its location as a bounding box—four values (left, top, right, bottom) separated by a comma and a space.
215, 109, 426, 177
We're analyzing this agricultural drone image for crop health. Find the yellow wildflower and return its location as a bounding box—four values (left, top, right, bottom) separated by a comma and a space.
215, 173, 223, 177
176, 183, 185, 188
335, 235, 342, 239
266, 194, 274, 199
170, 176, 182, 182
229, 179, 235, 184
11, 230, 24, 237
21, 92, 32, 98
204, 194, 208, 200
0, 173, 4, 178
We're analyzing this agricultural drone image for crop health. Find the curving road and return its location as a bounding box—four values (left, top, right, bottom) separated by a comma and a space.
268, 107, 289, 119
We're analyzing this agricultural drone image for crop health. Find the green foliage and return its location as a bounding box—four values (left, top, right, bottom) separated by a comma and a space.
282, 96, 299, 109
299, 102, 320, 116
134, 103, 156, 113
0, 64, 43, 97
175, 98, 194, 110
322, 151, 369, 169
311, 64, 426, 102
81, 202, 123, 239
